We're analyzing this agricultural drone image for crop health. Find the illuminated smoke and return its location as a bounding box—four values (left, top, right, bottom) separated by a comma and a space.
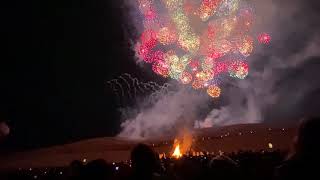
118, 85, 209, 138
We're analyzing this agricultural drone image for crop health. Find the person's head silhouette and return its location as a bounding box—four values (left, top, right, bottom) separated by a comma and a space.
294, 117, 320, 157
274, 117, 320, 179
84, 159, 112, 180
131, 143, 157, 178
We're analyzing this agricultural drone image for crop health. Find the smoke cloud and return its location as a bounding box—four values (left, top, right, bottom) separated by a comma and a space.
119, 86, 210, 138
118, 0, 320, 138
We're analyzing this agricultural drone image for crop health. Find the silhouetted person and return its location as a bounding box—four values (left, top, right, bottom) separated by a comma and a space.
207, 155, 239, 180
83, 159, 112, 180
130, 143, 160, 180
67, 160, 84, 180
275, 117, 320, 180
173, 157, 203, 180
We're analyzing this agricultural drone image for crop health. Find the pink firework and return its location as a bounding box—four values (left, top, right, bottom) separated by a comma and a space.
140, 29, 157, 46
137, 43, 151, 60
150, 50, 165, 63
152, 61, 169, 77
228, 60, 249, 79
188, 60, 200, 72
145, 8, 157, 20
180, 72, 193, 84
214, 62, 228, 74
209, 51, 223, 59
258, 32, 271, 45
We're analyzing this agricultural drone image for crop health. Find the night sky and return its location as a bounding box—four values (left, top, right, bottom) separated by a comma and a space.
1, 0, 320, 151
1, 0, 151, 150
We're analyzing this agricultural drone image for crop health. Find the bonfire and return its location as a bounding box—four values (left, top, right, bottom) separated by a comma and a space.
172, 144, 182, 159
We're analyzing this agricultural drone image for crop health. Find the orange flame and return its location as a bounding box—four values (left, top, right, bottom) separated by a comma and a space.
172, 144, 182, 159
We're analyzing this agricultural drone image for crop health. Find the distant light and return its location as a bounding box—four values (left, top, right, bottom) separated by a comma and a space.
238, 132, 242, 135
268, 128, 272, 131
82, 158, 87, 163
112, 162, 115, 165
33, 175, 38, 179
115, 166, 119, 171
59, 171, 63, 175
268, 143, 273, 149
29, 168, 32, 171
282, 128, 285, 131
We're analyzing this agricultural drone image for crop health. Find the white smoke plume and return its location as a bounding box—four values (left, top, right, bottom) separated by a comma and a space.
118, 0, 320, 138
119, 85, 210, 138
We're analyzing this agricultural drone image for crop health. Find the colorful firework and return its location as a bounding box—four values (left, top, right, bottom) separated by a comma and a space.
228, 60, 249, 79
180, 71, 193, 84
207, 85, 221, 98
135, 0, 269, 98
157, 27, 177, 45
258, 32, 271, 45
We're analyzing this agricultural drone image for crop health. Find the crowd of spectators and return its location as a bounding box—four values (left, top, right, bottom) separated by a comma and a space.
1, 117, 319, 180
1, 149, 286, 180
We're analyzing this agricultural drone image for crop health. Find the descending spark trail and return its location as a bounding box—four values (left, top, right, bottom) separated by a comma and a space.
119, 76, 133, 99
105, 73, 174, 105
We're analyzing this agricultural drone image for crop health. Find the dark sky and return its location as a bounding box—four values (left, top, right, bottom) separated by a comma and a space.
0, 0, 150, 150
1, 0, 320, 151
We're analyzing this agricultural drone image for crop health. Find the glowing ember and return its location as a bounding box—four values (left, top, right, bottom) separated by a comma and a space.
172, 144, 182, 159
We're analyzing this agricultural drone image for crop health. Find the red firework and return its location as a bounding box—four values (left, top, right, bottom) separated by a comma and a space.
258, 32, 271, 45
